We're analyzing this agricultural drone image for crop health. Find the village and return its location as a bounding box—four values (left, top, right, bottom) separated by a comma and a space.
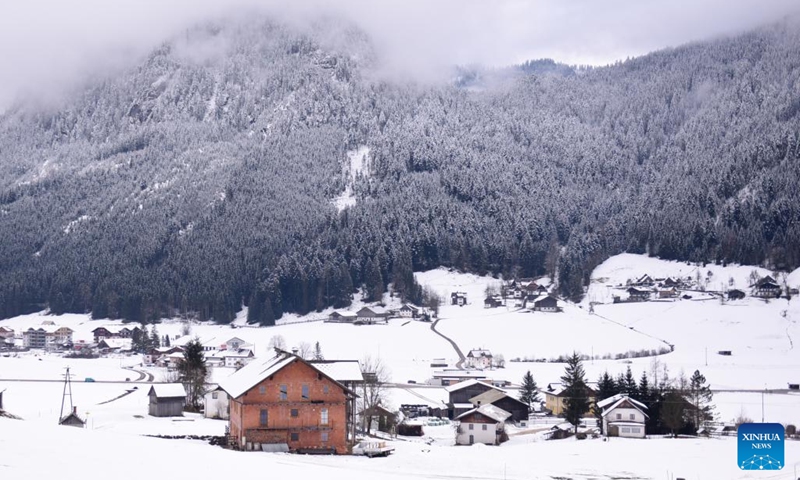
2, 255, 800, 479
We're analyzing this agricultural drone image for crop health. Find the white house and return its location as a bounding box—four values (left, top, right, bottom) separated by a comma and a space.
455, 404, 511, 446
398, 304, 420, 318
204, 387, 230, 420
464, 349, 493, 369
597, 394, 649, 438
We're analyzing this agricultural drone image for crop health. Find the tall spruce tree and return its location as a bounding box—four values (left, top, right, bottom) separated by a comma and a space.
560, 352, 590, 433
519, 371, 540, 407
687, 370, 715, 432
661, 389, 686, 437
622, 366, 638, 399
313, 341, 324, 361
178, 338, 209, 411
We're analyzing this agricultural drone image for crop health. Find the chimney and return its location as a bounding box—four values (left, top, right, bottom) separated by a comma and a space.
291, 347, 299, 355
73, 406, 77, 414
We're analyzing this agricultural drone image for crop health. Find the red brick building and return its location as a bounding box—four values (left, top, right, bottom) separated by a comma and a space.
219, 350, 360, 454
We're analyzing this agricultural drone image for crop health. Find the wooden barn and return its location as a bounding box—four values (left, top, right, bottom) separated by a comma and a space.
148, 384, 187, 417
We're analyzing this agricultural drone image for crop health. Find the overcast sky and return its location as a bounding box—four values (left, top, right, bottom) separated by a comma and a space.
1, 0, 799, 109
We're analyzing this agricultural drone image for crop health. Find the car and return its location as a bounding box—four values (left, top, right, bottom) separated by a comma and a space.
84, 377, 95, 383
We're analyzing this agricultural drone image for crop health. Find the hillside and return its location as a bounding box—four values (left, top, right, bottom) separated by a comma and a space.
1, 16, 800, 322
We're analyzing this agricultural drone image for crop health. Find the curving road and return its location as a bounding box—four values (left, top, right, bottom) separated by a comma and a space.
429, 318, 466, 369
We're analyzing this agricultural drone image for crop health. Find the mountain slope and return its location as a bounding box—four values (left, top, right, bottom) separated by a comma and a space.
0, 16, 799, 322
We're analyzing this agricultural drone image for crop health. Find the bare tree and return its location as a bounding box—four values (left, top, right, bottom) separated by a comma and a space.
492, 353, 506, 369
180, 321, 192, 337
297, 341, 313, 360
358, 354, 391, 432
268, 335, 287, 351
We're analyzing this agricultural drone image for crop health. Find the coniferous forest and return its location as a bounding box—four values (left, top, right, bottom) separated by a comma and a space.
1, 17, 799, 323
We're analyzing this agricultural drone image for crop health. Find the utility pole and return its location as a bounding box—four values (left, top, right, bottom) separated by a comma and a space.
59, 366, 74, 424
761, 385, 765, 423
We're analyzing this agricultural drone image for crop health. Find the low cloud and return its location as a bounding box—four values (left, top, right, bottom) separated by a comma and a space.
1, 0, 799, 110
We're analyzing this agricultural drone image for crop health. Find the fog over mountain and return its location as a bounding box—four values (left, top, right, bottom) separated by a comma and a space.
1, 11, 799, 323
2, 0, 800, 109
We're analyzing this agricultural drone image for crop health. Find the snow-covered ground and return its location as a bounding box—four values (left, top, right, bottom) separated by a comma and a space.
2, 417, 799, 480
332, 145, 370, 212
3, 253, 800, 478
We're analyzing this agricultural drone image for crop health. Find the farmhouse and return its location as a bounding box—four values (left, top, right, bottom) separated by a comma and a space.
0, 327, 14, 350
219, 350, 360, 454
727, 289, 746, 300
91, 325, 142, 342
484, 296, 502, 308
451, 292, 467, 306
752, 277, 781, 298
446, 379, 503, 419
597, 394, 649, 438
354, 307, 390, 325
397, 304, 420, 318
0, 326, 14, 340
658, 287, 679, 299
464, 349, 493, 369
208, 348, 256, 368
532, 295, 562, 312
626, 287, 651, 302
96, 338, 132, 353
148, 384, 187, 417
327, 310, 358, 323
455, 404, 511, 446
633, 274, 654, 287
544, 382, 597, 417
469, 389, 529, 423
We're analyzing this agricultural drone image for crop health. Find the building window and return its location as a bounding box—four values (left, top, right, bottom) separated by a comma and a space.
621, 427, 631, 434
321, 432, 329, 442
302, 384, 309, 399
260, 409, 268, 426
468, 423, 474, 430
290, 432, 299, 442
259, 386, 266, 395
482, 424, 487, 431
616, 413, 622, 420
323, 384, 329, 395
212, 392, 218, 399
631, 427, 641, 434
291, 409, 299, 418
629, 413, 635, 420
280, 385, 288, 400
321, 408, 328, 425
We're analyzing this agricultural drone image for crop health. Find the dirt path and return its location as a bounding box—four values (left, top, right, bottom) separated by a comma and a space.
430, 318, 466, 369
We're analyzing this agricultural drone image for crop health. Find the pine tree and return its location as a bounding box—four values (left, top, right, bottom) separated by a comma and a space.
150, 325, 161, 349
519, 371, 539, 407
164, 335, 171, 347
638, 371, 651, 406
687, 370, 715, 432
623, 366, 638, 399
595, 371, 617, 433
178, 338, 208, 411
313, 341, 324, 361
560, 352, 590, 433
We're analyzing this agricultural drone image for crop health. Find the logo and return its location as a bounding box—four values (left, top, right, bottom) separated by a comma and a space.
737, 423, 784, 470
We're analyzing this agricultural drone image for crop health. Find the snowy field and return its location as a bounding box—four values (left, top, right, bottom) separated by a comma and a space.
3, 254, 800, 479
2, 417, 799, 480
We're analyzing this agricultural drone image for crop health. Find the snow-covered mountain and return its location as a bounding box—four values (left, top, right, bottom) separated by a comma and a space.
1, 15, 799, 323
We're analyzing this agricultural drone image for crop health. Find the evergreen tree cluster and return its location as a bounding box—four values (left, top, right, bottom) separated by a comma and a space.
595, 366, 715, 436
1, 17, 799, 321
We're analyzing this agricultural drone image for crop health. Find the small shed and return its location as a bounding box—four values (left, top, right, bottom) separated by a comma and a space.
59, 407, 86, 428
148, 384, 187, 417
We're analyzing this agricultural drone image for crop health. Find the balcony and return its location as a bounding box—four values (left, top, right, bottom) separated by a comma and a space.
248, 421, 334, 432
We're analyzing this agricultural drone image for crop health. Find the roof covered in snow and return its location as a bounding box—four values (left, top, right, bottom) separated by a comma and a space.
148, 383, 186, 399
467, 349, 492, 358
456, 404, 512, 423
218, 351, 357, 400
596, 393, 647, 410
445, 379, 501, 393
598, 395, 649, 419
309, 360, 364, 383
